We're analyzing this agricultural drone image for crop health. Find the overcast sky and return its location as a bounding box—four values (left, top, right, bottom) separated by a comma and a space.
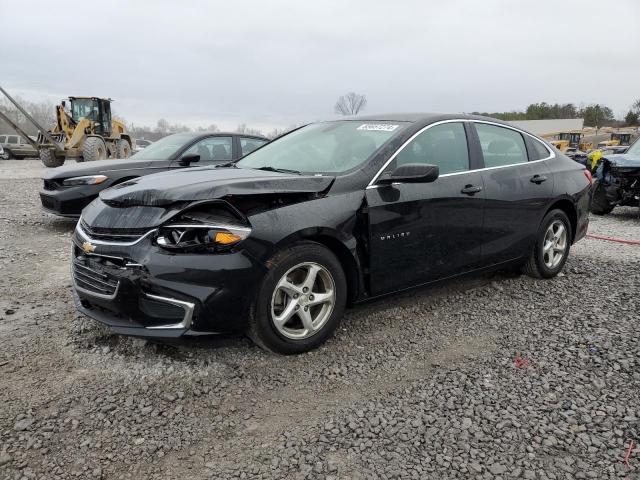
1, 0, 639, 132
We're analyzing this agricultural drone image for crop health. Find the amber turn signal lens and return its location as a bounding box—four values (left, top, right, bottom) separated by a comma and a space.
214, 232, 243, 245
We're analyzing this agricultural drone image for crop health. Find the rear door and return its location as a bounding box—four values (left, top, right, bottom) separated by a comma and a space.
472, 122, 554, 265
366, 121, 485, 295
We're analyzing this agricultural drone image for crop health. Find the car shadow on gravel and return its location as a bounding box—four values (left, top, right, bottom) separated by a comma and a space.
74, 269, 518, 360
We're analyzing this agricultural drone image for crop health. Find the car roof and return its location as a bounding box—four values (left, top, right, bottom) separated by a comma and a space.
169, 132, 268, 140
339, 112, 515, 126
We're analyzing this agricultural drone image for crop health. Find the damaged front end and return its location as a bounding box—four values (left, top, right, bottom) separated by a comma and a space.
591, 155, 640, 215
71, 166, 337, 337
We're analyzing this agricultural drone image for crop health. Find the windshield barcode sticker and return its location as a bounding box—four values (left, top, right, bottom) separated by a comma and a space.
357, 124, 399, 132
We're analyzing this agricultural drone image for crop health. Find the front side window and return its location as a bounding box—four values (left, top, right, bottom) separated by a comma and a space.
240, 137, 268, 156
237, 121, 409, 173
183, 137, 232, 162
383, 122, 469, 176
475, 123, 527, 168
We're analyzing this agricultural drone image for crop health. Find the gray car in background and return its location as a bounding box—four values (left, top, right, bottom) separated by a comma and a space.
0, 134, 38, 159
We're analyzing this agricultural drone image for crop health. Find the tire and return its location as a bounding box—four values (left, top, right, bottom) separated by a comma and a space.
590, 181, 615, 215
523, 209, 572, 279
116, 139, 132, 158
82, 137, 108, 162
40, 149, 65, 167
247, 242, 347, 354
3, 149, 13, 160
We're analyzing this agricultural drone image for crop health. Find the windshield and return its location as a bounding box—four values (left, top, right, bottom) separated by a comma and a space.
626, 138, 640, 155
237, 121, 409, 173
129, 133, 196, 160
71, 99, 98, 123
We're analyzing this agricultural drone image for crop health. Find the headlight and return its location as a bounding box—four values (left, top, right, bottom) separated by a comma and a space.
156, 223, 251, 252
62, 175, 108, 186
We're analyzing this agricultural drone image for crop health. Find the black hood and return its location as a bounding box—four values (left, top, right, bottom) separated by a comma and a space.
99, 166, 335, 208
43, 157, 165, 179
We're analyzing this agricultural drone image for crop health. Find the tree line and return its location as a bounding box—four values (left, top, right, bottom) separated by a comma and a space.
472, 99, 640, 128
2, 93, 638, 141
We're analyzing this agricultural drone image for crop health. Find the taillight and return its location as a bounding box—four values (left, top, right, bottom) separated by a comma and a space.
583, 169, 593, 185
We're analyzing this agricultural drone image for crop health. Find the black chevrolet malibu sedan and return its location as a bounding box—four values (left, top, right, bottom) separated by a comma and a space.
40, 132, 268, 217
72, 114, 591, 354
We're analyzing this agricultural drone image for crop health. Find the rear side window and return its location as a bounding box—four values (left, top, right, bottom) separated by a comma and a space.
240, 137, 268, 156
529, 138, 551, 160
475, 123, 527, 168
388, 122, 469, 175
7, 136, 18, 144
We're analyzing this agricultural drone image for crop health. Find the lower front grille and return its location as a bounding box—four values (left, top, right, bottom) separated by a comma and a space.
72, 258, 119, 298
40, 194, 56, 210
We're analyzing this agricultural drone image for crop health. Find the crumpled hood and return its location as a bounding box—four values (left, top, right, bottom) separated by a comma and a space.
99, 166, 335, 207
603, 153, 640, 168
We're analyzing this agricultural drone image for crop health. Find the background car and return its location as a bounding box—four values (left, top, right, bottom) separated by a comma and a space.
133, 139, 153, 153
0, 134, 38, 159
40, 131, 268, 217
72, 114, 591, 354
590, 137, 640, 215
0, 143, 4, 159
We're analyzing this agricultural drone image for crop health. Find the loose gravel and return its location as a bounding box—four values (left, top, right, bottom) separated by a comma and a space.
0, 161, 639, 479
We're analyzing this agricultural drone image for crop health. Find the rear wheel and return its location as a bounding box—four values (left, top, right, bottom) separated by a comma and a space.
116, 139, 132, 158
247, 242, 347, 354
523, 209, 572, 279
590, 180, 615, 215
40, 149, 64, 167
3, 149, 14, 160
82, 137, 108, 161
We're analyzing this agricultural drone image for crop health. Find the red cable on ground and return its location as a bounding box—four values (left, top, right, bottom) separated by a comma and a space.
624, 440, 635, 467
586, 234, 640, 246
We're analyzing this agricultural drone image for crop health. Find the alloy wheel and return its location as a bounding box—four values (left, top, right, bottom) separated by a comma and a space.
542, 220, 567, 269
271, 262, 336, 340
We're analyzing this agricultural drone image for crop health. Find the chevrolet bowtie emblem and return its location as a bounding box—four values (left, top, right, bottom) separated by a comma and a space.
82, 241, 96, 253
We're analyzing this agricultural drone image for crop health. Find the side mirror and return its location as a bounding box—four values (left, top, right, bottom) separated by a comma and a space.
178, 153, 200, 166
378, 163, 439, 184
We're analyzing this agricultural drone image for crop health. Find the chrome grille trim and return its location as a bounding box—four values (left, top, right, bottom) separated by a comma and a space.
144, 294, 195, 330
76, 221, 156, 246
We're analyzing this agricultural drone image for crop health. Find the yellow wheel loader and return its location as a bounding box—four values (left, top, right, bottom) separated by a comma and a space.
549, 132, 592, 152
0, 86, 134, 167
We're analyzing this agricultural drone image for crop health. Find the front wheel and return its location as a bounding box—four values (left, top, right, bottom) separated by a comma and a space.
116, 139, 132, 158
523, 209, 572, 279
82, 137, 108, 161
247, 242, 347, 354
40, 149, 64, 167
590, 180, 615, 215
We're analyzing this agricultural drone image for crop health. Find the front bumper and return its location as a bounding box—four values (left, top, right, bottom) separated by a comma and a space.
71, 222, 267, 338
40, 186, 99, 217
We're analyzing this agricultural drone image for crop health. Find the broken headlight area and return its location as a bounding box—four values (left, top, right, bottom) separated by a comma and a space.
156, 206, 251, 253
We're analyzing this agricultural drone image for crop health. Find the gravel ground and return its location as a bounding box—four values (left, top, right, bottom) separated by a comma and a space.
1, 161, 639, 479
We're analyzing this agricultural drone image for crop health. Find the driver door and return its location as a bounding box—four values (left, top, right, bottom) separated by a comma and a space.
366, 122, 485, 295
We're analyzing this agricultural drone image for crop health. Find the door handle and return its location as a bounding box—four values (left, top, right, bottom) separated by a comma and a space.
461, 184, 482, 195
530, 174, 548, 184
